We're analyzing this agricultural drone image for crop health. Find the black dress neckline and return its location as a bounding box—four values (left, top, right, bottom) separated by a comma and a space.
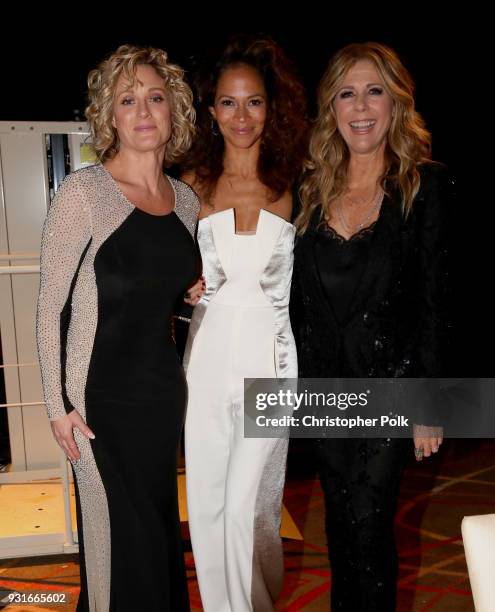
321, 220, 378, 245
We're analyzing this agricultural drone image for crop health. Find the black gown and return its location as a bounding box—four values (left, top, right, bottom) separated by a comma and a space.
37, 165, 200, 612
78, 209, 197, 611
313, 221, 408, 612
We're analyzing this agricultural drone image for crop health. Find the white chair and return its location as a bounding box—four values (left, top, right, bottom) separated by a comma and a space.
462, 513, 495, 611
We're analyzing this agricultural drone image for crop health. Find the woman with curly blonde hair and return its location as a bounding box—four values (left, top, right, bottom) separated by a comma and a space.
292, 42, 453, 611
36, 44, 202, 611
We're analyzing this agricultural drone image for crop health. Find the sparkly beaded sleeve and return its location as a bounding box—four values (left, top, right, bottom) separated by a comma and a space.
171, 176, 200, 239
416, 163, 453, 377
412, 164, 454, 428
36, 172, 92, 421
170, 176, 201, 322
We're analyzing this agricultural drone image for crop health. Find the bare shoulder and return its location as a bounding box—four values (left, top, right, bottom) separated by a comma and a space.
179, 171, 203, 202
180, 170, 199, 192
180, 171, 214, 219
268, 191, 293, 222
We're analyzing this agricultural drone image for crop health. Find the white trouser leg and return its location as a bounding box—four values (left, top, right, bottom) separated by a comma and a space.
185, 384, 233, 611
185, 308, 235, 612
186, 304, 285, 611
224, 402, 287, 612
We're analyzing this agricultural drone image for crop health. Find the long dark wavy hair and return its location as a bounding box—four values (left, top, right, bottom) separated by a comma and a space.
183, 34, 309, 203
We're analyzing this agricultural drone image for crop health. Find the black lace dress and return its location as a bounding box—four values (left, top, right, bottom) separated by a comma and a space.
291, 162, 453, 611
314, 221, 409, 612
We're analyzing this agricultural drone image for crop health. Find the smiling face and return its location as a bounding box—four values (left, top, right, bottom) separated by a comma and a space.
112, 64, 172, 154
333, 59, 394, 158
209, 63, 268, 150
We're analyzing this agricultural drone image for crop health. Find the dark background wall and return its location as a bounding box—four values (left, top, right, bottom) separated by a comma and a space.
0, 18, 457, 172
0, 14, 477, 375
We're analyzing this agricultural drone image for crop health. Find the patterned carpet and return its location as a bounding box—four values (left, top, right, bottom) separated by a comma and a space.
1, 439, 493, 611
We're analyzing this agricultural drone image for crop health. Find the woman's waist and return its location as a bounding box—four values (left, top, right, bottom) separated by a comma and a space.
188, 300, 275, 337
86, 334, 178, 366
204, 298, 273, 311
85, 357, 184, 393
208, 283, 272, 308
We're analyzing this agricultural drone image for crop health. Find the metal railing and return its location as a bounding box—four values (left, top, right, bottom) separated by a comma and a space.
0, 250, 76, 555
0, 252, 40, 275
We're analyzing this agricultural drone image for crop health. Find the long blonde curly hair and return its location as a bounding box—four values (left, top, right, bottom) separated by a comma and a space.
85, 44, 195, 166
296, 42, 431, 233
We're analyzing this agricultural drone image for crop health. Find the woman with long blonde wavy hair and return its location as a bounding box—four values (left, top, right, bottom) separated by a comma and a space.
37, 44, 202, 611
291, 42, 453, 611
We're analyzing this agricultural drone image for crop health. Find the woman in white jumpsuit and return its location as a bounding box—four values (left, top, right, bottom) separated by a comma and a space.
181, 35, 308, 611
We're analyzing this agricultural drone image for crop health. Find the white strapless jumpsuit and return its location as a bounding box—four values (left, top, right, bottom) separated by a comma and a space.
184, 208, 297, 612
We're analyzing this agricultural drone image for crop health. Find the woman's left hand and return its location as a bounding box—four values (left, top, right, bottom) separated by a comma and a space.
413, 424, 443, 461
184, 275, 206, 306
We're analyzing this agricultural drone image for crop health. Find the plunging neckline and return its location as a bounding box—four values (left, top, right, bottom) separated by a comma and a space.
200, 207, 293, 236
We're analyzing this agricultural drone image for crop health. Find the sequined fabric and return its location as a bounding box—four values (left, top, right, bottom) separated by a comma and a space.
316, 436, 409, 611
251, 437, 289, 610
37, 164, 198, 420
291, 162, 453, 384
291, 162, 454, 611
36, 164, 199, 612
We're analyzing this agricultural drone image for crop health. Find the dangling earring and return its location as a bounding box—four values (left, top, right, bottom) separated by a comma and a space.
210, 117, 219, 137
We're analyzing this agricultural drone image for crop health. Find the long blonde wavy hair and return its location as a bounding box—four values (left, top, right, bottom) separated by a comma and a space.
85, 44, 195, 166
296, 42, 432, 233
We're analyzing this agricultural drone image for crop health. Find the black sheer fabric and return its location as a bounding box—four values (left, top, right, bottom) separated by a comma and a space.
316, 437, 408, 611
314, 222, 375, 325
291, 162, 454, 611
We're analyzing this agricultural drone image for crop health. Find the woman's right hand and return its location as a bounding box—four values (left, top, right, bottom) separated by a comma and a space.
184, 275, 206, 305
412, 424, 443, 462
50, 411, 95, 461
